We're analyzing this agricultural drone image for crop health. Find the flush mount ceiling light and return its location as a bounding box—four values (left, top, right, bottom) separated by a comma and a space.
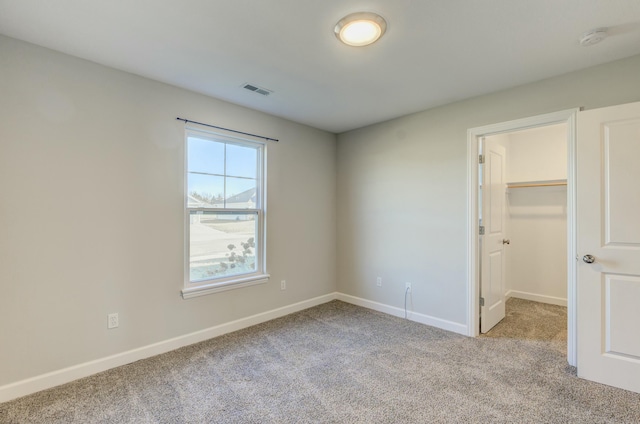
334, 12, 387, 47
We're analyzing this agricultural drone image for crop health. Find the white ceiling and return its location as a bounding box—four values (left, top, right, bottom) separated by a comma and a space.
1, 1, 640, 133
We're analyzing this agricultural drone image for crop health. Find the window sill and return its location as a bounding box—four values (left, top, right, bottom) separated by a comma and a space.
181, 273, 270, 299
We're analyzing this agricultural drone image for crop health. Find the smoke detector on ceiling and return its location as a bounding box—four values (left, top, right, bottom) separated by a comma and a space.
579, 28, 607, 47
242, 83, 273, 96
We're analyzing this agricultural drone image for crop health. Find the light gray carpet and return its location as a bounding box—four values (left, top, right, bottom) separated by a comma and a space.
1, 300, 639, 423
482, 297, 567, 345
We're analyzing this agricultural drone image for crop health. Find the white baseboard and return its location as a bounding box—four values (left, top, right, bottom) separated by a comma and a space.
336, 293, 468, 336
507, 290, 567, 307
0, 293, 338, 404
1, 291, 470, 403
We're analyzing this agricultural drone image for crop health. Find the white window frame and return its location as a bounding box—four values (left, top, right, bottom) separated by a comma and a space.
182, 127, 269, 299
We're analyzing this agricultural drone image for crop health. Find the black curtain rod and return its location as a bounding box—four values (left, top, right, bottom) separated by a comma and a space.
176, 117, 279, 142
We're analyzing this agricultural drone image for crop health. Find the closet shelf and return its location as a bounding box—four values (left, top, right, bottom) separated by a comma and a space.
507, 179, 567, 188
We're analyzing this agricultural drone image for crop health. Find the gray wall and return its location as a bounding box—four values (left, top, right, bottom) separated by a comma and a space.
336, 54, 640, 326
0, 35, 337, 386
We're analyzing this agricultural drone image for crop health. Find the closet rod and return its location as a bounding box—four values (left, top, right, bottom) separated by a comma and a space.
507, 181, 567, 188
176, 117, 279, 142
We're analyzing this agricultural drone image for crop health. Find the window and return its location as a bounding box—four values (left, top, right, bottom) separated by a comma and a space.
183, 128, 268, 298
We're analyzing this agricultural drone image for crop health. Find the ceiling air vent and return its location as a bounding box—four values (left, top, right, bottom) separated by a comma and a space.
242, 83, 273, 96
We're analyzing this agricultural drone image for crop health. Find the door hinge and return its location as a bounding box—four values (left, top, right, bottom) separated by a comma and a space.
480, 297, 485, 307
479, 225, 485, 235
479, 154, 485, 164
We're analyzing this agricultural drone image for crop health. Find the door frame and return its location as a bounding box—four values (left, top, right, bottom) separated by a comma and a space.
466, 108, 579, 366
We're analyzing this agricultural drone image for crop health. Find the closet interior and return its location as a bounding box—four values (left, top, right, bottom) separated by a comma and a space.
484, 123, 568, 330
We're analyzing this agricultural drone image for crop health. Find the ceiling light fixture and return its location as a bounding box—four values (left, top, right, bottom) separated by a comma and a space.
334, 12, 387, 47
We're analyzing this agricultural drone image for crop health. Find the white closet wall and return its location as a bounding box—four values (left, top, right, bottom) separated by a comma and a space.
508, 125, 567, 183
505, 124, 568, 306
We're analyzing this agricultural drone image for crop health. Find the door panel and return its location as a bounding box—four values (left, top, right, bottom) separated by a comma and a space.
481, 141, 506, 333
604, 119, 640, 244
577, 101, 640, 393
488, 252, 503, 307
489, 150, 504, 233
605, 274, 640, 358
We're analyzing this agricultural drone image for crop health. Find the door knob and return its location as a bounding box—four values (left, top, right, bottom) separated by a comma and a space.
583, 254, 596, 264
502, 239, 510, 245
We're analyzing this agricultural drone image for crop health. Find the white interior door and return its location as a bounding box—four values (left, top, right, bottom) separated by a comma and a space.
480, 140, 507, 333
577, 101, 640, 393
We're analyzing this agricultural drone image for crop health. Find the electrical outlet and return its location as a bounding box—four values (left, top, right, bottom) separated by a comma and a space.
280, 280, 286, 290
405, 282, 412, 292
107, 313, 119, 329
376, 277, 382, 287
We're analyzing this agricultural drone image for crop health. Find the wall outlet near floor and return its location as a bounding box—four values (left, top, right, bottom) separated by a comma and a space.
405, 282, 412, 293
280, 280, 286, 290
107, 313, 119, 329
376, 277, 382, 287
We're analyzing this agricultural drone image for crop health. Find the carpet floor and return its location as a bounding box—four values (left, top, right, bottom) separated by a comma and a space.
1, 299, 639, 423
482, 297, 568, 345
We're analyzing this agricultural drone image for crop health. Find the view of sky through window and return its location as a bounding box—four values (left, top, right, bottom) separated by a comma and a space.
188, 136, 257, 206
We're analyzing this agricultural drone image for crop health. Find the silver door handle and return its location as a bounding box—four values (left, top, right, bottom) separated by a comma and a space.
502, 239, 510, 245
583, 254, 596, 264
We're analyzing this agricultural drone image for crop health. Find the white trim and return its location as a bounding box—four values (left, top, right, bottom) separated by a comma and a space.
0, 293, 337, 404
566, 111, 578, 368
181, 273, 270, 299
183, 129, 267, 293
507, 290, 567, 307
467, 130, 480, 336
467, 108, 578, 366
0, 292, 474, 402
336, 293, 468, 335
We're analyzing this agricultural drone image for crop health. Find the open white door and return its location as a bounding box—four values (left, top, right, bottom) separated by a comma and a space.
577, 101, 640, 393
480, 140, 507, 333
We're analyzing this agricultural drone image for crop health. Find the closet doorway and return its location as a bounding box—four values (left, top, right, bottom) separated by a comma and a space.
466, 109, 578, 366
480, 124, 567, 335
